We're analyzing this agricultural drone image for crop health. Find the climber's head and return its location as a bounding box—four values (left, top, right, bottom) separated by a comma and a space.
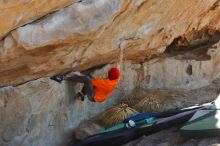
108, 67, 120, 80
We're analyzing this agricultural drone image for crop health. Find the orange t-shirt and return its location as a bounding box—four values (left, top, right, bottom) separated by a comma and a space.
92, 78, 120, 102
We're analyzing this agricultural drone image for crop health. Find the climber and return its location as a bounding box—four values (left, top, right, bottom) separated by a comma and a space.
50, 48, 123, 102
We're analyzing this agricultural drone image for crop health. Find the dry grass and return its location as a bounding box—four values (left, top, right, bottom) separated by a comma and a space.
99, 103, 139, 128
124, 88, 173, 113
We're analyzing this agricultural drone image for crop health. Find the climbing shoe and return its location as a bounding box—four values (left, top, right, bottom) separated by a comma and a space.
50, 75, 64, 83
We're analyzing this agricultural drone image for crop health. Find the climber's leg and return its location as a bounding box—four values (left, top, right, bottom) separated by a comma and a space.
65, 72, 95, 102
81, 80, 95, 102
65, 72, 88, 83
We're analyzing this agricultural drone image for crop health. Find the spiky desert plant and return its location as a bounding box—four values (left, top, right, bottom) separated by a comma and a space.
134, 94, 163, 112
124, 88, 172, 113
100, 103, 139, 128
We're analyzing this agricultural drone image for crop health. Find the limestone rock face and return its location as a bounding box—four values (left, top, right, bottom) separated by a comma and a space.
1, 0, 220, 146
0, 0, 220, 86
0, 0, 77, 39
1, 60, 219, 146
0, 79, 119, 146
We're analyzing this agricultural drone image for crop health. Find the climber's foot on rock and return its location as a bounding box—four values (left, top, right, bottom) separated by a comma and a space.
50, 75, 65, 83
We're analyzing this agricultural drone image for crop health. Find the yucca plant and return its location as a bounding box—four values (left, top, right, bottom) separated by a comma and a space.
100, 103, 139, 128
124, 88, 171, 113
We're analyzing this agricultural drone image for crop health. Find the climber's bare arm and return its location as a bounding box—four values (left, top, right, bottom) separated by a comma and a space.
117, 48, 123, 69
64, 71, 83, 80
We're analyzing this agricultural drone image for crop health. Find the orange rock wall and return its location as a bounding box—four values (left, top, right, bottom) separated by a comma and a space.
0, 0, 77, 39
0, 0, 220, 86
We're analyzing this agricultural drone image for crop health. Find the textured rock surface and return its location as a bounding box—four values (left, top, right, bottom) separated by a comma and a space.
74, 120, 104, 140
0, 58, 219, 146
0, 0, 220, 146
0, 0, 77, 39
95, 43, 220, 91
1, 0, 220, 86
0, 78, 120, 146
